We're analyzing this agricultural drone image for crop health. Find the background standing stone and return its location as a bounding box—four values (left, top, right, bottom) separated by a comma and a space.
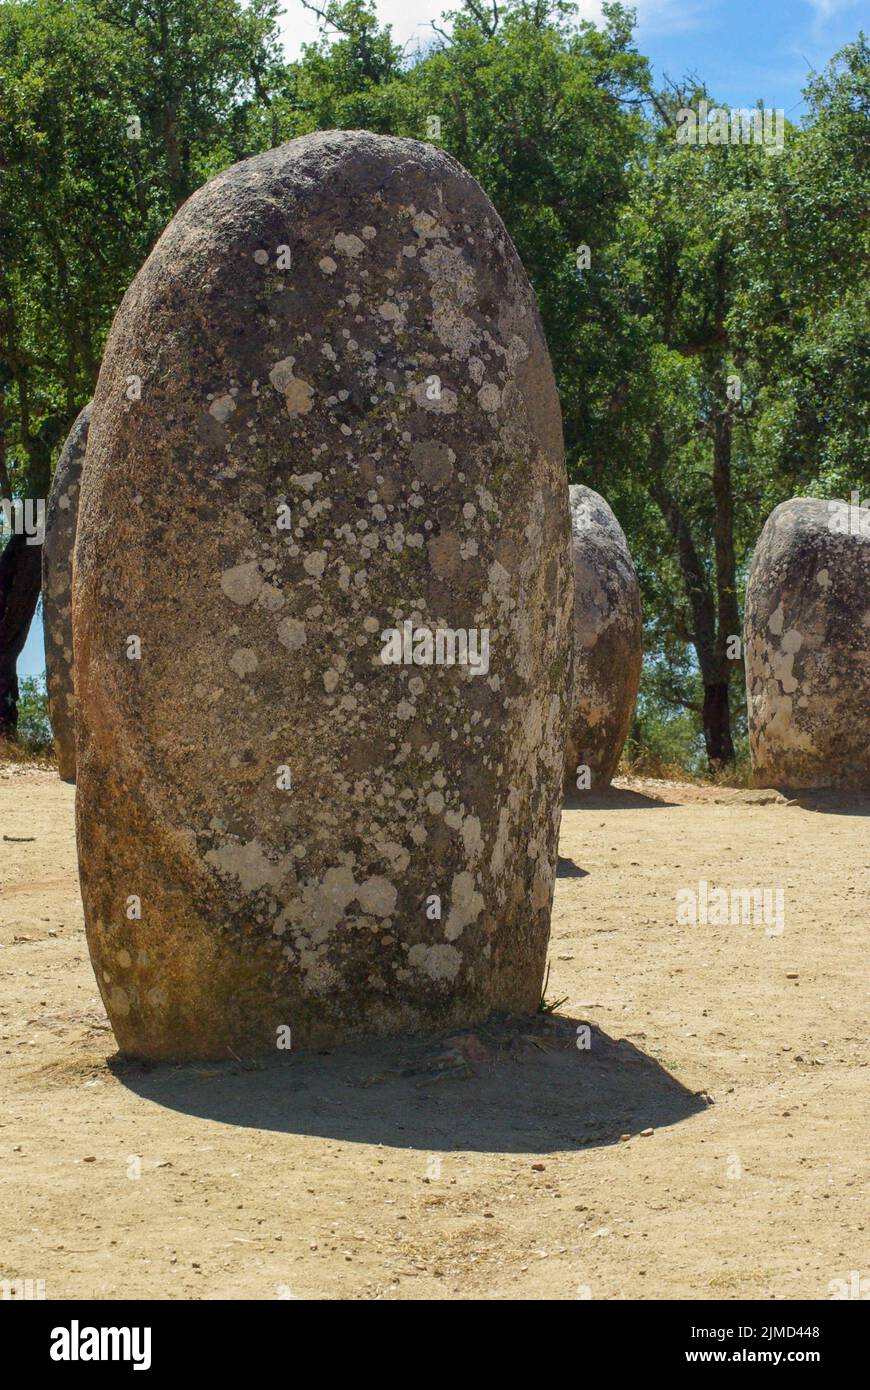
73, 130, 573, 1060
43, 402, 92, 782
563, 484, 642, 793
744, 496, 870, 790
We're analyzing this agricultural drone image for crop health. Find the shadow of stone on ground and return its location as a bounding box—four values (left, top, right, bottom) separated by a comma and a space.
556, 855, 589, 878
786, 790, 870, 817
563, 787, 676, 811
109, 1014, 711, 1155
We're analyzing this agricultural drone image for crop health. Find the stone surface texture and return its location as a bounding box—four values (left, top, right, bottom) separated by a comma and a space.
745, 496, 870, 790
73, 130, 573, 1059
43, 401, 92, 782
563, 484, 642, 792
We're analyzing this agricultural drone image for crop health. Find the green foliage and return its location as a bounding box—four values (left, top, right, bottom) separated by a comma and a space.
0, 0, 286, 499
626, 650, 750, 780
1, 0, 867, 773
15, 672, 52, 751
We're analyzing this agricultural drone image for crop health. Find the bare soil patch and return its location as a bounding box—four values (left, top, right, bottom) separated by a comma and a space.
1, 771, 866, 1299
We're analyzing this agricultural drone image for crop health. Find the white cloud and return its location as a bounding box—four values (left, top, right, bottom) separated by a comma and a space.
631, 0, 708, 37
278, 0, 445, 62
277, 0, 673, 63
802, 0, 860, 16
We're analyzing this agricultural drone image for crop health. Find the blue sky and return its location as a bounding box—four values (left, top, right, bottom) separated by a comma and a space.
18, 0, 867, 680
21, 600, 44, 681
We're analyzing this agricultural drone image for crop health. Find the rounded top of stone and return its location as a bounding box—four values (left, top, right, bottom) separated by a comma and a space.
167, 129, 491, 245
47, 400, 92, 513
568, 483, 631, 551
768, 495, 840, 525
757, 494, 870, 560
61, 399, 92, 453
97, 129, 525, 411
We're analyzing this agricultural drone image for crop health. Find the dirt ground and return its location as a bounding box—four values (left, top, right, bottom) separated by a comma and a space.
1, 762, 867, 1301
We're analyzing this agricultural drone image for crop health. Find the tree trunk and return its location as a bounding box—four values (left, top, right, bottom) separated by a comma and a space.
712, 402, 740, 649
709, 371, 740, 765
649, 424, 736, 769
702, 679, 735, 766
0, 535, 42, 735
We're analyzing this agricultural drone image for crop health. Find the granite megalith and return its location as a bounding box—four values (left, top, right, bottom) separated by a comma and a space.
563, 485, 642, 793
43, 401, 92, 782
744, 496, 870, 791
73, 130, 574, 1060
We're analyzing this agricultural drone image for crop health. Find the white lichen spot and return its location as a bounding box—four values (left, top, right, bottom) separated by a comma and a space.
357, 876, 397, 917
220, 562, 263, 607
444, 870, 484, 941
257, 583, 285, 612
277, 617, 307, 651
334, 232, 366, 258
412, 211, 448, 241
109, 986, 131, 1017
204, 839, 289, 893
461, 815, 483, 860
229, 648, 258, 677
507, 335, 530, 369
209, 394, 236, 423
303, 550, 327, 578
289, 472, 322, 494
269, 357, 315, 416
408, 942, 462, 982
408, 380, 457, 413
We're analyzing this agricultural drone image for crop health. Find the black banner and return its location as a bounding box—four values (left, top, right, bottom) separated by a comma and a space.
3, 1299, 862, 1373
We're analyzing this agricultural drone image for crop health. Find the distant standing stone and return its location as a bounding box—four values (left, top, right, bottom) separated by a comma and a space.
563, 485, 642, 793
744, 496, 870, 790
73, 131, 573, 1060
43, 402, 91, 782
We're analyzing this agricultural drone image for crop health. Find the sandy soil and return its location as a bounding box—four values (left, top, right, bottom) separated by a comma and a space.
1, 764, 867, 1301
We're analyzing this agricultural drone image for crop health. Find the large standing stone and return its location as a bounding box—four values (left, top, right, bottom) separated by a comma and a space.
42, 402, 91, 782
744, 497, 870, 790
73, 130, 573, 1060
563, 485, 642, 793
